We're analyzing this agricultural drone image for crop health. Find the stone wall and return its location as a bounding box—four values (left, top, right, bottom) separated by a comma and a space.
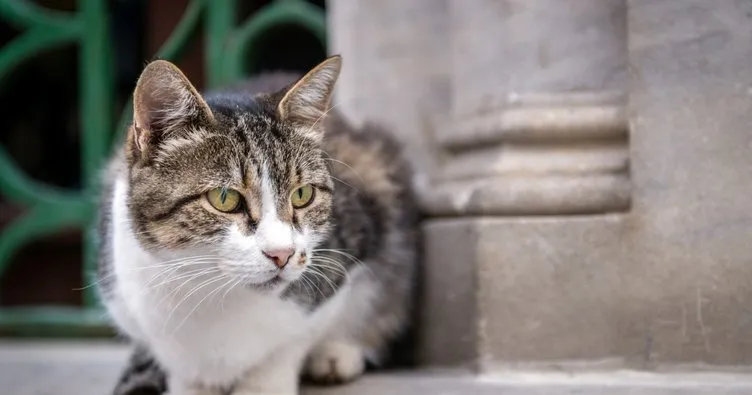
328, 0, 752, 373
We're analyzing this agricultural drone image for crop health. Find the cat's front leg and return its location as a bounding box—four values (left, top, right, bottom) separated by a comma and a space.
232, 344, 308, 395
305, 340, 365, 384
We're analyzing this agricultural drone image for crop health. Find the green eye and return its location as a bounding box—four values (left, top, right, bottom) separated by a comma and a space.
291, 185, 315, 208
206, 187, 241, 212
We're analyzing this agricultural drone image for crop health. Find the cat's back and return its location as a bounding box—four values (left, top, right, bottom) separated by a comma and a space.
322, 114, 415, 223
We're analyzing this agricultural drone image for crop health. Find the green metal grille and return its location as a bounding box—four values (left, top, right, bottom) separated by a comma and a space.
0, 0, 326, 337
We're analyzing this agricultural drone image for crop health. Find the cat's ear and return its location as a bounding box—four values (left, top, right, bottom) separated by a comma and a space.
277, 55, 341, 129
130, 60, 213, 157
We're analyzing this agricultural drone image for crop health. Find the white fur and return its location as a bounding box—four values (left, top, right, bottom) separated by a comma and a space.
104, 166, 361, 395
257, 165, 295, 256
306, 341, 365, 382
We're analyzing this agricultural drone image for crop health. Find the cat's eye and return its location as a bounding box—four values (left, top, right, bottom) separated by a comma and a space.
291, 185, 315, 209
206, 187, 242, 213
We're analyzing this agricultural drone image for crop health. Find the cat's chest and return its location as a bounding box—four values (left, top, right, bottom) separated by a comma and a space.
137, 280, 306, 340
125, 276, 309, 383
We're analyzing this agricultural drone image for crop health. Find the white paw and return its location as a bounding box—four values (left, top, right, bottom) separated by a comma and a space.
305, 341, 365, 385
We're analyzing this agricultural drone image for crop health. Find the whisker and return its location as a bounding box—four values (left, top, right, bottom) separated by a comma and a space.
301, 274, 324, 299
220, 277, 243, 312
298, 276, 316, 299
309, 262, 351, 287
321, 156, 364, 184
328, 174, 360, 193
311, 253, 351, 272
76, 256, 220, 291
309, 260, 348, 277
157, 268, 220, 306
140, 257, 218, 285
305, 267, 338, 293
164, 274, 225, 333
173, 276, 232, 333
313, 248, 360, 262
148, 266, 217, 289
313, 249, 375, 278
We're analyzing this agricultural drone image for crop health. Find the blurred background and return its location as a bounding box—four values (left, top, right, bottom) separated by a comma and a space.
2, 0, 752, 394
0, 0, 328, 336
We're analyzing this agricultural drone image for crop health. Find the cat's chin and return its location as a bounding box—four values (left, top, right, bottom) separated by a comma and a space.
243, 270, 306, 293
251, 275, 285, 290
239, 273, 297, 293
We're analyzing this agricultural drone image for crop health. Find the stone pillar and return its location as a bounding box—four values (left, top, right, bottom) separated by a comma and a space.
327, 0, 450, 187
422, 0, 630, 215
420, 0, 631, 370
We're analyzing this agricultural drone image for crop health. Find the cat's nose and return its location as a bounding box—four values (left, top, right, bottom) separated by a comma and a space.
263, 248, 294, 269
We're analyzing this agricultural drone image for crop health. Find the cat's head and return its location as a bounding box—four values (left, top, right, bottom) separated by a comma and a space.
124, 56, 341, 289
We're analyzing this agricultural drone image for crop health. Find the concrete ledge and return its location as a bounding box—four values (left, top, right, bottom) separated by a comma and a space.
4, 342, 752, 395
310, 370, 752, 395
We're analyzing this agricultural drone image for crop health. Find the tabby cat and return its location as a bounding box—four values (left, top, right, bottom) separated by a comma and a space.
96, 56, 419, 395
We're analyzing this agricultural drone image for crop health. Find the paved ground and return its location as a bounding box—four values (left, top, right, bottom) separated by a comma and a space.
0, 341, 126, 395
5, 341, 752, 395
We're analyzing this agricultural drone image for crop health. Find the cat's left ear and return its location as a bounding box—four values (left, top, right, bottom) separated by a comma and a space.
277, 55, 341, 133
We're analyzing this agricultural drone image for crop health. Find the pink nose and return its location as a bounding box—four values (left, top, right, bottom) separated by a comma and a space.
263, 248, 294, 268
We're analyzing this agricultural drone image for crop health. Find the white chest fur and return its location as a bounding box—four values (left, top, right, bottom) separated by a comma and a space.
105, 178, 348, 386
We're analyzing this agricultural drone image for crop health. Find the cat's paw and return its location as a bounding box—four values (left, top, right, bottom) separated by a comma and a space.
305, 341, 365, 385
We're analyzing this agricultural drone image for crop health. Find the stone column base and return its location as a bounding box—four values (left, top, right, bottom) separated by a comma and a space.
419, 215, 628, 371
420, 213, 752, 371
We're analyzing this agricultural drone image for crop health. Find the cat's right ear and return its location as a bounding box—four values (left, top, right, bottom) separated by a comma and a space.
129, 60, 214, 161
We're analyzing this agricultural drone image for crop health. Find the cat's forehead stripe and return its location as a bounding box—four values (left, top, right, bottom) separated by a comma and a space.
228, 113, 307, 223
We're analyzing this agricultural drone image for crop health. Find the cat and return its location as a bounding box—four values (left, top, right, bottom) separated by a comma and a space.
95, 55, 419, 395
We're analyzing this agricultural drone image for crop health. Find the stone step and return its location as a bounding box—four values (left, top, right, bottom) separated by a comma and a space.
307, 370, 752, 395
3, 341, 752, 395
